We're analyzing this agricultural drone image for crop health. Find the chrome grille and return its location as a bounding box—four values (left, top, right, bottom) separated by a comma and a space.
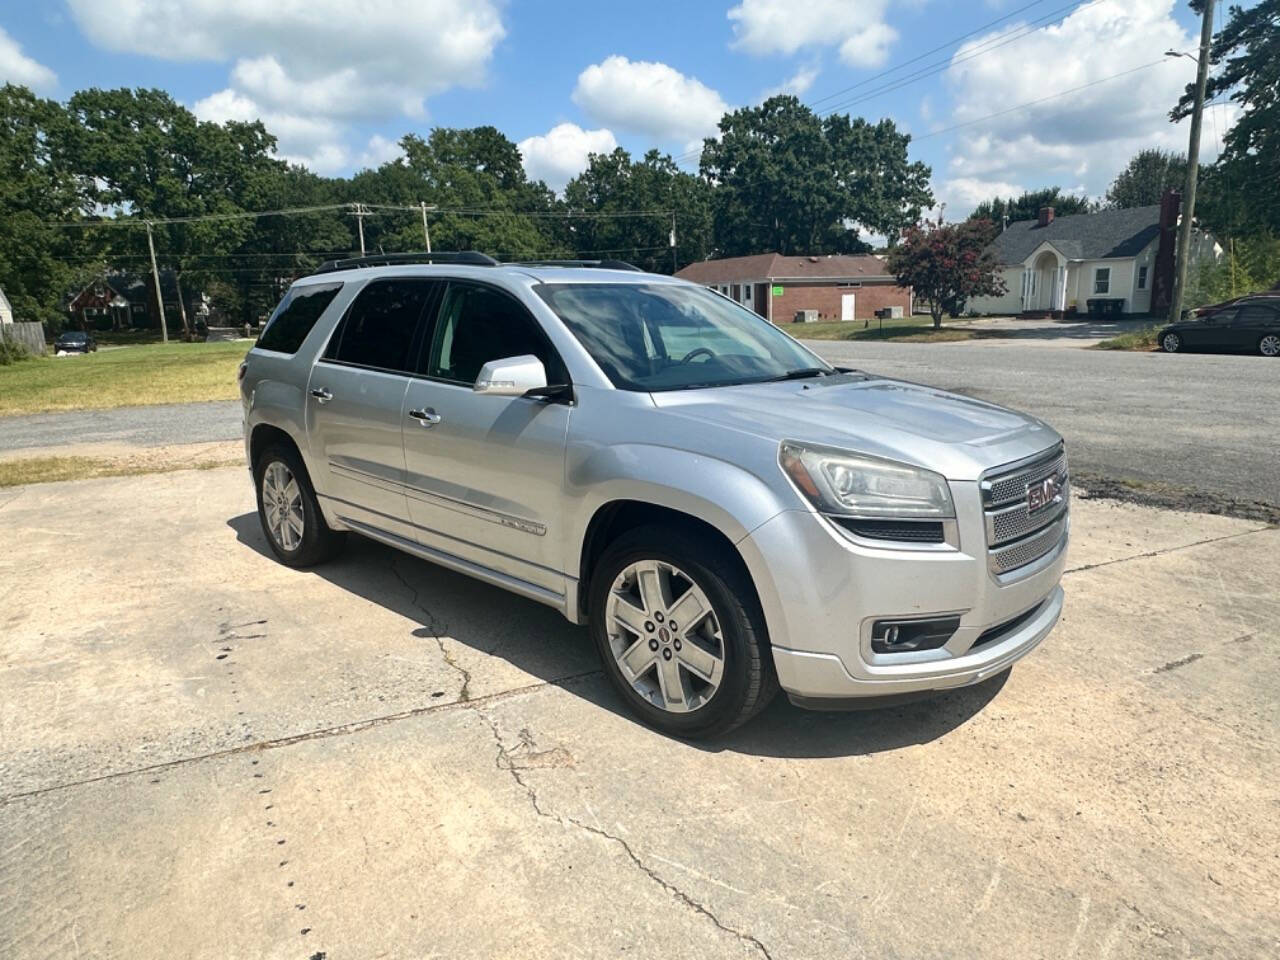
982, 445, 1069, 576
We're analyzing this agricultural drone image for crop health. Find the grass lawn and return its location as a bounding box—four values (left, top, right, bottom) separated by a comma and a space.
0, 452, 241, 487
0, 341, 248, 416
1094, 327, 1161, 351
785, 315, 977, 343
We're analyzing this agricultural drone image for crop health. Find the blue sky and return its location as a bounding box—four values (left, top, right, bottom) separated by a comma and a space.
1, 1, 1224, 220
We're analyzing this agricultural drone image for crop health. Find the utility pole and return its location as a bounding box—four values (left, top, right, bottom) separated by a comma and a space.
350, 203, 367, 256
1167, 0, 1215, 324
145, 221, 169, 343
420, 202, 436, 252
670, 211, 677, 273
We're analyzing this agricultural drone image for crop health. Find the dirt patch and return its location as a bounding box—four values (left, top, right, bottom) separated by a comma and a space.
0, 440, 243, 487
1076, 470, 1280, 526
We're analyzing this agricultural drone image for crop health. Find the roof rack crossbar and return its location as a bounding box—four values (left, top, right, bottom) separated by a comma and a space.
515, 259, 643, 272
315, 251, 499, 274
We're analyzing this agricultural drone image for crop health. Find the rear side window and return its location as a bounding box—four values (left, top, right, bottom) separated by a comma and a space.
257, 282, 343, 354
324, 279, 437, 374
1237, 305, 1278, 328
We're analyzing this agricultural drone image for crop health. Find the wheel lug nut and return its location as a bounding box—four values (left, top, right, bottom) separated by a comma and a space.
648, 638, 659, 651
674, 639, 682, 651
668, 622, 677, 631
654, 612, 665, 623
662, 648, 673, 661
644, 621, 655, 633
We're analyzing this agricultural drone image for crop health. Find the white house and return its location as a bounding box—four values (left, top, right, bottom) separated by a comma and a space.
0, 287, 13, 325
968, 195, 1218, 317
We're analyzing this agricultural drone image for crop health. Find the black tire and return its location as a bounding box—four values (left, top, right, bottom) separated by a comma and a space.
588, 524, 778, 738
252, 442, 343, 568
1161, 332, 1181, 353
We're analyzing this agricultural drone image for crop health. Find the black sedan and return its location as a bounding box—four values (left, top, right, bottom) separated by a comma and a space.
1160, 296, 1280, 357
54, 331, 98, 353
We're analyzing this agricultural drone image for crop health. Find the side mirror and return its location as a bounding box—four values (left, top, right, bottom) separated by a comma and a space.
473, 354, 548, 397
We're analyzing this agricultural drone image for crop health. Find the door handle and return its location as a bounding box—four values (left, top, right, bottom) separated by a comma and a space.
408, 408, 442, 427
310, 387, 333, 404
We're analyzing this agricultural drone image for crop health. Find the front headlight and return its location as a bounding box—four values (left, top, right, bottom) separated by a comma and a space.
779, 441, 955, 519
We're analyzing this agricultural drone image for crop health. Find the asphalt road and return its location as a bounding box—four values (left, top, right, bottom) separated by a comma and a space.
2, 339, 1276, 506
805, 339, 1280, 507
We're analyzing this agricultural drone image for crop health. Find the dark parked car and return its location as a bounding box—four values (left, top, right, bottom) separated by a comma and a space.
1160, 296, 1280, 357
54, 331, 97, 353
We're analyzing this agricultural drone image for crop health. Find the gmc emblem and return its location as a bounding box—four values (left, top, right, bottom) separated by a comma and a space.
1027, 475, 1061, 513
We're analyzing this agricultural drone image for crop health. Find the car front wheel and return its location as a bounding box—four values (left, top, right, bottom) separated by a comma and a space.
588, 525, 778, 738
253, 443, 343, 567
1259, 334, 1280, 358
1162, 332, 1181, 353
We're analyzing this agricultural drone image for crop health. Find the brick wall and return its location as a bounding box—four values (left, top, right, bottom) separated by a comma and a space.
769, 281, 912, 324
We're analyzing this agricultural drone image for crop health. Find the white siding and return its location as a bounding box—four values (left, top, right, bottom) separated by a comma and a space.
1071, 259, 1136, 313
968, 266, 1024, 315
0, 288, 13, 325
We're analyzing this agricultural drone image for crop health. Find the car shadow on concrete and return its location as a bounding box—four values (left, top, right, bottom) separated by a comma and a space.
229, 512, 1007, 759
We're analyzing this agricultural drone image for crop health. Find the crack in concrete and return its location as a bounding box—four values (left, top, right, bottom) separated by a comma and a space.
1153, 653, 1204, 674
1, 671, 602, 805
388, 557, 470, 701
475, 708, 774, 960
1064, 526, 1274, 576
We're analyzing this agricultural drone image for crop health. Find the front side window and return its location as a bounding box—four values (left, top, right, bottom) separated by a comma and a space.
258, 281, 343, 354
1093, 268, 1111, 294
1137, 265, 1148, 290
535, 282, 831, 392
427, 282, 566, 385
324, 279, 434, 373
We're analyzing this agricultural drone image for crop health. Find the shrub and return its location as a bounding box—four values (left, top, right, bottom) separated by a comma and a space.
0, 338, 31, 365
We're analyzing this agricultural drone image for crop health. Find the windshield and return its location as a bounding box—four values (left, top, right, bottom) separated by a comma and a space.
534, 282, 831, 391
61, 332, 87, 341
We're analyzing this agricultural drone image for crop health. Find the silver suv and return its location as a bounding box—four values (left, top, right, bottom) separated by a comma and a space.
240, 253, 1068, 737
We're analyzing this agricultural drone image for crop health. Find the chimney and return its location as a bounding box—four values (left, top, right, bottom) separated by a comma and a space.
1037, 206, 1055, 227
1159, 187, 1181, 230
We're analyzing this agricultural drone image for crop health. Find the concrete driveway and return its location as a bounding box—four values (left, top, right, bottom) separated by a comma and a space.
2, 467, 1277, 959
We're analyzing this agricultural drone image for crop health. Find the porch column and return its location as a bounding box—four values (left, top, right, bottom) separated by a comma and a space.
1055, 266, 1066, 311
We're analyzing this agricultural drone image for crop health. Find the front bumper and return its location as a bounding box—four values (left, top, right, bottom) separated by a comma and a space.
738, 480, 1067, 702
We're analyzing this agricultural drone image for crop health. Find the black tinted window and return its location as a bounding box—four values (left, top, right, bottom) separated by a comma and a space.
1237, 305, 1277, 327
427, 283, 566, 384
257, 282, 343, 353
326, 280, 434, 373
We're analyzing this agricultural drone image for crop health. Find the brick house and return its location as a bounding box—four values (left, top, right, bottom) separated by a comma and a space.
675, 253, 913, 325
66, 272, 200, 331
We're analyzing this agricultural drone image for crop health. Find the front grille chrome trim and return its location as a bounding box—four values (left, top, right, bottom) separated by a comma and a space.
981, 444, 1069, 576
988, 515, 1068, 575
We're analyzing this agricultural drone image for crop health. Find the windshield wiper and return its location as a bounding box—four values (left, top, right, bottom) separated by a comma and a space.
767, 367, 831, 382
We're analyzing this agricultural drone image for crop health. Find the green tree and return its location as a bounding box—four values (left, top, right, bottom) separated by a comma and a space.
699, 96, 932, 257
562, 148, 712, 272
1105, 149, 1188, 209
1173, 0, 1279, 237
63, 88, 280, 336
886, 218, 1006, 329
0, 84, 89, 328
968, 187, 1091, 225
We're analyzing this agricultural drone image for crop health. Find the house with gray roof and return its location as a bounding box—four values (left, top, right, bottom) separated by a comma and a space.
968, 192, 1219, 317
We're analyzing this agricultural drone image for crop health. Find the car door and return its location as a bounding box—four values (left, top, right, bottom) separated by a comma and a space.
1234, 305, 1278, 352
1183, 308, 1235, 350
306, 278, 441, 542
400, 280, 572, 597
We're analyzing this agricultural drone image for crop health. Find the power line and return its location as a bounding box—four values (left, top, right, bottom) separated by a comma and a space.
910, 59, 1173, 141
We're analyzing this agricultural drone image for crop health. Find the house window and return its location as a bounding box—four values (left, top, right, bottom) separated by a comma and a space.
1093, 268, 1111, 295
1137, 265, 1148, 290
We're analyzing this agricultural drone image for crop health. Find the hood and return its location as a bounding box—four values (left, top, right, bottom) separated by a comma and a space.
649, 372, 1060, 480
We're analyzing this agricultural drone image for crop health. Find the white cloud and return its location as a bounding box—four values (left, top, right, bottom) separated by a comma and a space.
940, 0, 1231, 203
728, 0, 898, 68
762, 66, 819, 101
0, 26, 57, 91
518, 123, 618, 192
67, 0, 504, 172
572, 56, 729, 143
358, 135, 405, 171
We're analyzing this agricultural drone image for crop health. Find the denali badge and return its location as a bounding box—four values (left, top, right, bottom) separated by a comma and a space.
1027, 474, 1061, 513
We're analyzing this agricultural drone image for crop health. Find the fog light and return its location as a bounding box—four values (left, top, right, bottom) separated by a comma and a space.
871, 616, 961, 654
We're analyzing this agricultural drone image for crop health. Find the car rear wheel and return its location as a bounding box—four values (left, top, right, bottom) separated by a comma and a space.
588, 525, 778, 738
1259, 334, 1280, 358
1161, 332, 1182, 353
253, 443, 343, 567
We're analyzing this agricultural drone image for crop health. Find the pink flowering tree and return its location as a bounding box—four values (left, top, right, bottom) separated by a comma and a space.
887, 217, 1007, 328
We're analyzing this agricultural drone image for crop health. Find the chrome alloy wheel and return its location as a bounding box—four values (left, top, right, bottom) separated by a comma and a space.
261, 460, 305, 552
1162, 332, 1181, 352
1261, 334, 1280, 357
605, 559, 725, 713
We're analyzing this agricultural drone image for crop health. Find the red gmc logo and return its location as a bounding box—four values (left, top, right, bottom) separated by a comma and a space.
1027, 475, 1061, 512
